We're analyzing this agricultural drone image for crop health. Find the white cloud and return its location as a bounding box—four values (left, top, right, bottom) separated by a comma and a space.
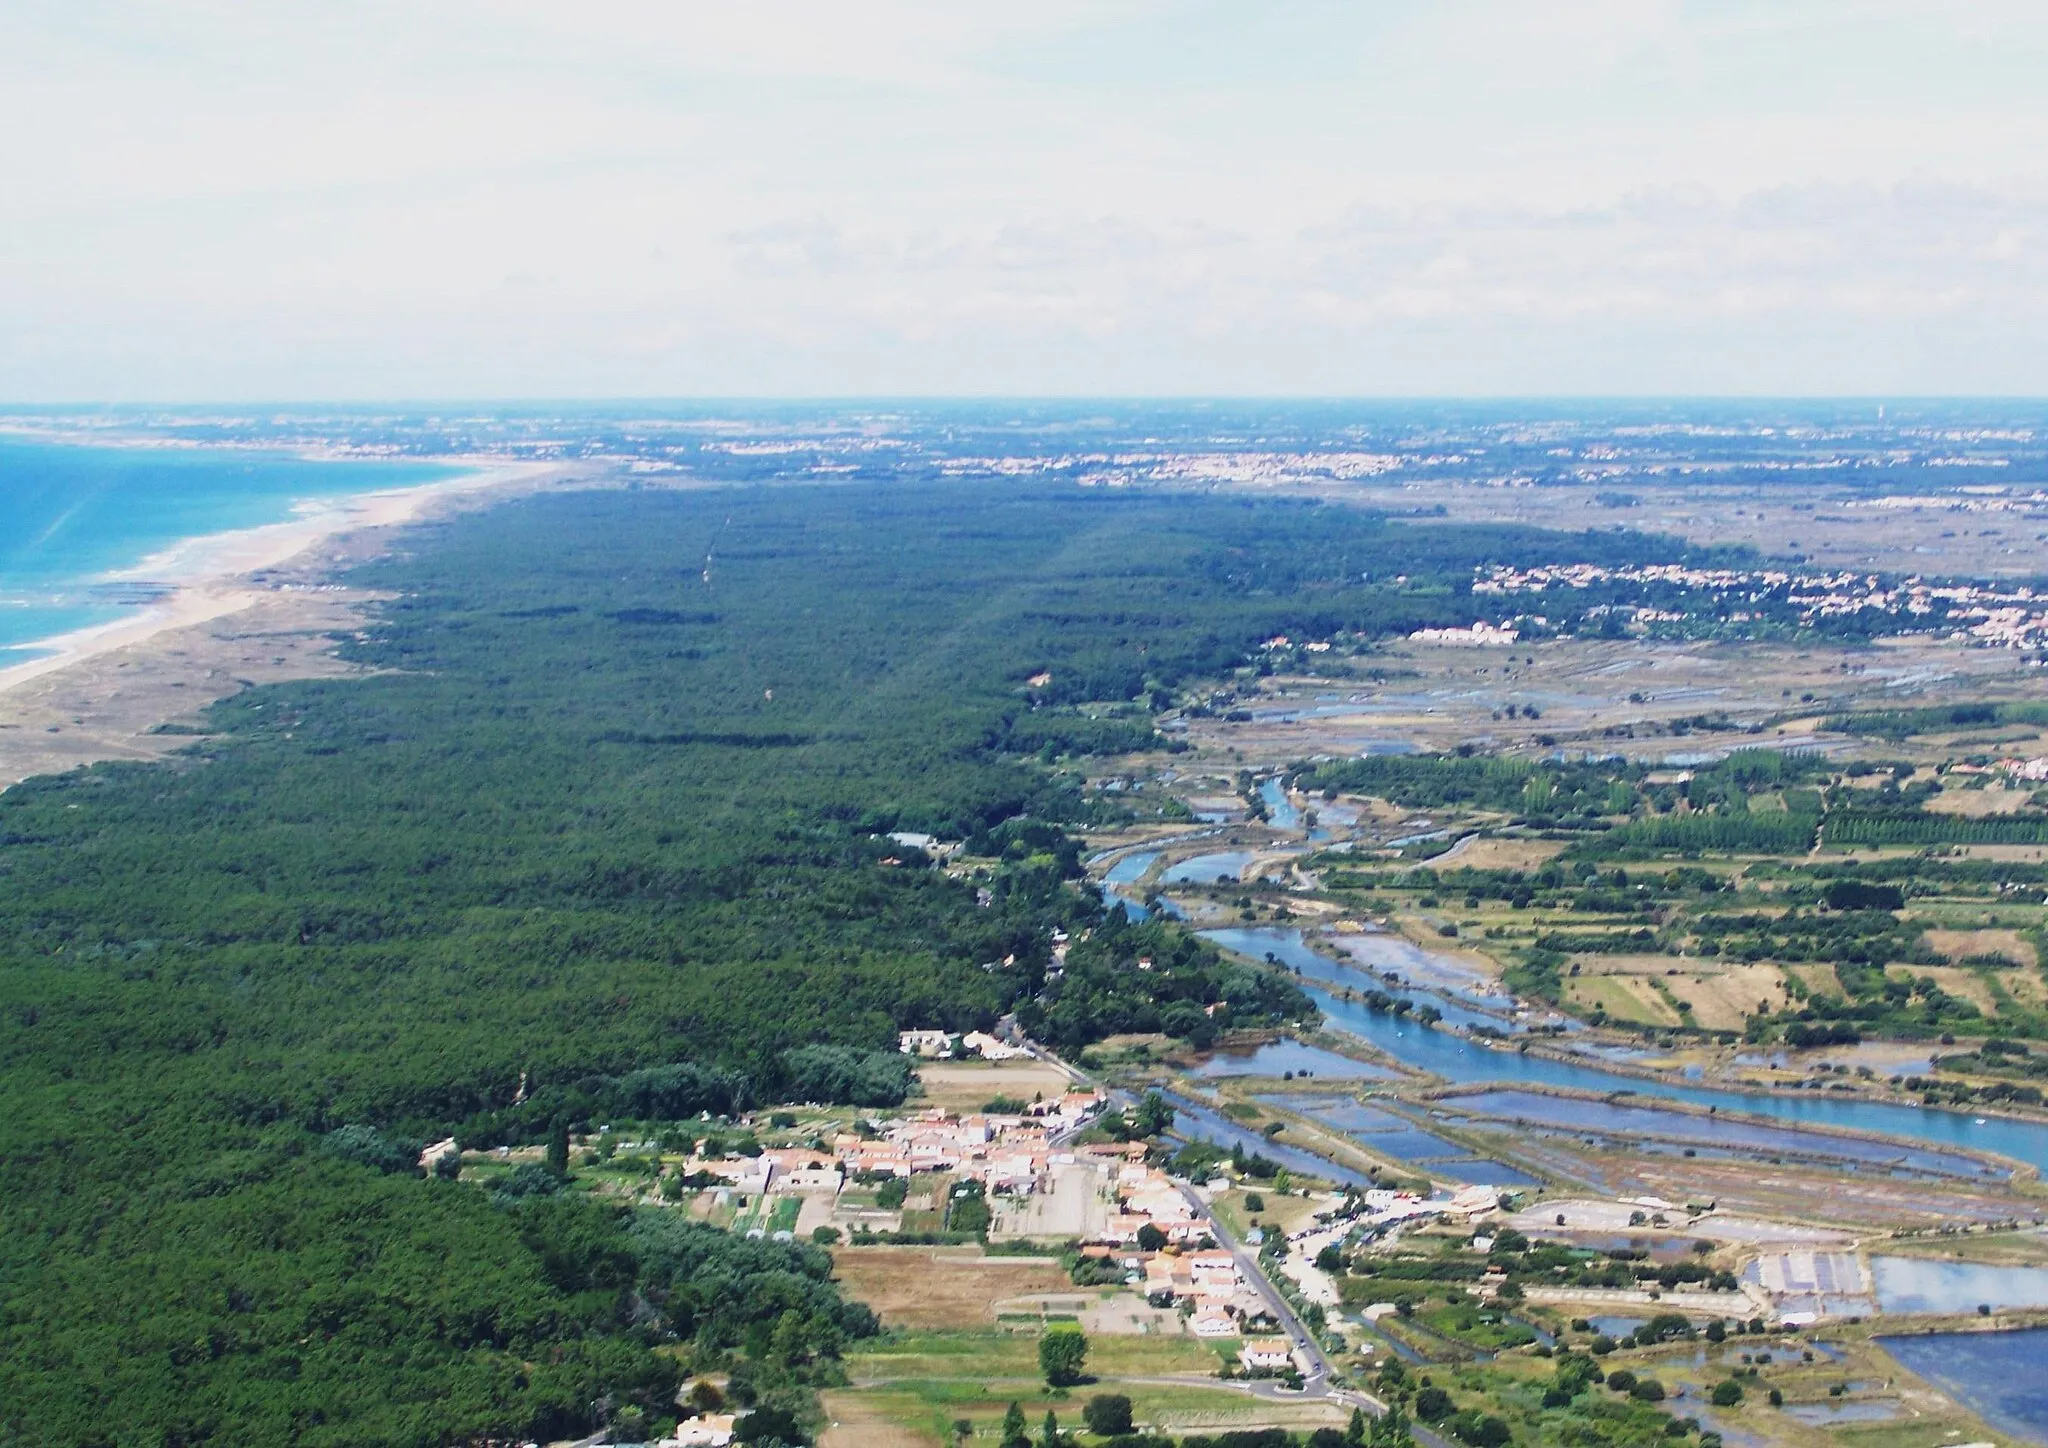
0, 1, 2045, 396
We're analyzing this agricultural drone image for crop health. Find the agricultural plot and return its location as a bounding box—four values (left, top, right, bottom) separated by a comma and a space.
914, 1059, 1076, 1114
830, 1247, 1073, 1330
838, 1330, 1327, 1445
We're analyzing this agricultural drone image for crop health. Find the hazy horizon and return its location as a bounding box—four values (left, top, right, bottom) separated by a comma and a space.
6, 3, 2047, 399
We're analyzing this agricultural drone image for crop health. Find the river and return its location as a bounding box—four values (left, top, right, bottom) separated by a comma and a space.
1200, 924, 2048, 1175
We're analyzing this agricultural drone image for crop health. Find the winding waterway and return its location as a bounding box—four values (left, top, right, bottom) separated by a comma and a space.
1157, 1090, 1374, 1187
1200, 925, 2048, 1174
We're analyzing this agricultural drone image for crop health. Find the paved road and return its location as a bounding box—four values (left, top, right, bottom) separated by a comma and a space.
1173, 1181, 1344, 1390
1013, 1037, 1427, 1428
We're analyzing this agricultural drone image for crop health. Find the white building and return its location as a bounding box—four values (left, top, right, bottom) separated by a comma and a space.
669, 1413, 736, 1447
961, 1030, 1027, 1061
1240, 1339, 1296, 1373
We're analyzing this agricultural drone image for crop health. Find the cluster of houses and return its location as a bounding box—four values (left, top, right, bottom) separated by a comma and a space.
1140, 1248, 1271, 1340
1472, 556, 2048, 649
842, 1098, 1104, 1190
682, 1095, 1109, 1213
1407, 622, 1522, 647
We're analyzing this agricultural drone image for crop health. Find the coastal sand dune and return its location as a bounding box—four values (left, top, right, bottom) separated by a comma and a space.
0, 459, 591, 789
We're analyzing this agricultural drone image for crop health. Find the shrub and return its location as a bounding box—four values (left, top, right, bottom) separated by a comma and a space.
1084, 1395, 1134, 1435
1448, 1410, 1511, 1448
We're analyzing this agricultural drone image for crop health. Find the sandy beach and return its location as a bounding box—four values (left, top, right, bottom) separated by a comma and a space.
0, 457, 592, 788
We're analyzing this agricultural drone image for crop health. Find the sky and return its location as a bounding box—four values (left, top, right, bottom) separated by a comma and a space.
3, 1, 2047, 400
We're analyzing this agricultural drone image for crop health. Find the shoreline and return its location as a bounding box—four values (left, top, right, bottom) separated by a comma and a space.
0, 458, 557, 703
0, 456, 594, 790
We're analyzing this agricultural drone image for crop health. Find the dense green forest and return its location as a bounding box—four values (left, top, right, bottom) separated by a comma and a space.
0, 480, 1720, 1444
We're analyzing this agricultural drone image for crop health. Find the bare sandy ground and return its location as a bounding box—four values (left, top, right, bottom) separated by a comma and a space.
0, 459, 603, 790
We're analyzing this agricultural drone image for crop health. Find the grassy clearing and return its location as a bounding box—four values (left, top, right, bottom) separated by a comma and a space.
1907, 966, 2004, 1016
1442, 838, 1570, 871
1663, 962, 1792, 1031
915, 1060, 1075, 1113
1924, 786, 2036, 817
831, 1247, 1073, 1331
1568, 972, 1682, 1026
1924, 927, 2038, 968
837, 1329, 1339, 1443
818, 1389, 945, 1448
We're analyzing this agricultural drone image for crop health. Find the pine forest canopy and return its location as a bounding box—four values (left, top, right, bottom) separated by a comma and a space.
0, 479, 1734, 1444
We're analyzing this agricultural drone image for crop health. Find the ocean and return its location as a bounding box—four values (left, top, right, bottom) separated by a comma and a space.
0, 439, 462, 662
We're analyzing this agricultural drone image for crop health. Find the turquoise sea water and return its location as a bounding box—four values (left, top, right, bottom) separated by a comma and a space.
0, 439, 462, 660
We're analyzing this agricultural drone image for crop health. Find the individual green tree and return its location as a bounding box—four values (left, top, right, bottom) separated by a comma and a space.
1038, 1325, 1088, 1387
1710, 1379, 1744, 1407
1346, 1406, 1370, 1446
1001, 1400, 1030, 1448
1449, 1412, 1509, 1448
1132, 1091, 1175, 1137
431, 1149, 462, 1180
545, 1116, 570, 1177
1369, 1404, 1413, 1448
1135, 1223, 1167, 1252
1082, 1394, 1132, 1435
949, 1189, 993, 1238
1550, 1351, 1598, 1400
736, 1404, 805, 1444
1038, 1409, 1061, 1447
953, 1418, 974, 1441
770, 1308, 808, 1365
